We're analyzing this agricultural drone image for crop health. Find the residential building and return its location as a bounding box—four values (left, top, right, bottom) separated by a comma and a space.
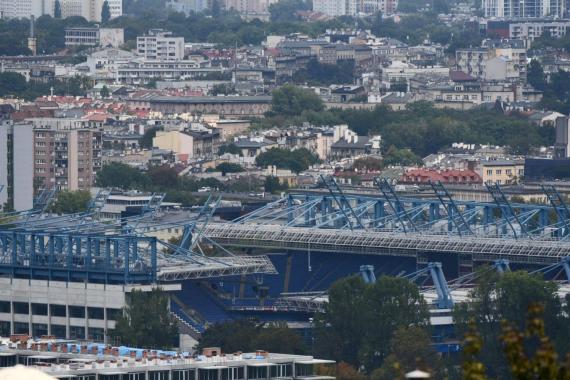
478, 159, 525, 184
137, 30, 185, 61
400, 168, 482, 185
129, 96, 273, 118
65, 27, 124, 48
330, 133, 381, 160
487, 19, 570, 42
117, 60, 220, 85
0, 122, 34, 211
153, 128, 221, 160
0, 0, 53, 19
167, 0, 209, 14
60, 0, 122, 22
455, 40, 527, 81
224, 0, 278, 19
313, 0, 398, 16
482, 0, 565, 18
29, 118, 103, 193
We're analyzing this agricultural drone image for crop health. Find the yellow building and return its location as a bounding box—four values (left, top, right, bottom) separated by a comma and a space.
478, 159, 525, 184
153, 130, 194, 156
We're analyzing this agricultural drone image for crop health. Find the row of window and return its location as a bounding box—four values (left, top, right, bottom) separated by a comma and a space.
0, 302, 121, 320
0, 321, 105, 340
485, 168, 524, 176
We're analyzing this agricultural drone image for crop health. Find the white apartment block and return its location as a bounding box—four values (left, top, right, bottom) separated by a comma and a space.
137, 30, 185, 61
482, 0, 565, 18
508, 20, 570, 41
0, 0, 54, 19
60, 0, 122, 22
313, 0, 398, 16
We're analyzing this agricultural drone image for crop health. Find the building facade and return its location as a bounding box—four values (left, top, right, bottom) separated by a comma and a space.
482, 0, 565, 18
0, 0, 53, 19
313, 0, 398, 16
137, 30, 185, 61
65, 27, 124, 48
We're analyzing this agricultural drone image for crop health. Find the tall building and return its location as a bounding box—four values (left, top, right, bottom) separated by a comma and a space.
0, 122, 34, 212
482, 0, 565, 18
60, 0, 122, 22
313, 0, 398, 16
137, 30, 185, 61
167, 0, 210, 15
0, 0, 54, 19
0, 119, 102, 211
455, 40, 527, 81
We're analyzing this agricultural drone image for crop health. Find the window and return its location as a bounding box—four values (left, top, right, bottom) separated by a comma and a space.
14, 322, 29, 334
0, 321, 10, 336
486, 169, 493, 176
32, 323, 48, 337
106, 308, 122, 320
247, 366, 268, 380
50, 304, 66, 317
199, 369, 219, 380
51, 324, 66, 338
88, 327, 105, 342
174, 370, 195, 380
0, 301, 10, 313
506, 169, 512, 175
69, 306, 85, 318
271, 364, 292, 378
496, 169, 502, 175
70, 326, 85, 339
31, 303, 48, 316
13, 302, 29, 314
88, 307, 104, 320
126, 373, 146, 380
149, 371, 170, 380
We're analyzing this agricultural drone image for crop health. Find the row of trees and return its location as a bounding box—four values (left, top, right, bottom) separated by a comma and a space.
527, 60, 570, 115
0, 72, 90, 100
255, 147, 320, 174
308, 269, 570, 379
268, 86, 554, 157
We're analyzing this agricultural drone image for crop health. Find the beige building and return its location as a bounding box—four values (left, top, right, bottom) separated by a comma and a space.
153, 130, 194, 157
478, 159, 525, 185
61, 0, 122, 22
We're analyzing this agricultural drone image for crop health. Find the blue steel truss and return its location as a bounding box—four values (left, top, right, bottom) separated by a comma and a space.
374, 178, 418, 233
0, 230, 157, 283
429, 181, 473, 236
542, 184, 570, 236
485, 183, 529, 239
320, 175, 365, 230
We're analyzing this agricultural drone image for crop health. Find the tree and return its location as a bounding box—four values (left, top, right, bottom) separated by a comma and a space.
353, 157, 383, 172
218, 143, 242, 156
383, 145, 422, 166
54, 0, 62, 18
147, 166, 179, 189
140, 126, 163, 149
96, 162, 149, 189
48, 190, 91, 214
269, 0, 310, 22
256, 148, 319, 173
264, 176, 288, 193
215, 162, 245, 175
370, 326, 441, 380
315, 275, 429, 372
101, 0, 111, 24
527, 60, 547, 91
112, 288, 178, 349
454, 269, 570, 378
198, 320, 306, 355
100, 85, 110, 98
271, 85, 324, 117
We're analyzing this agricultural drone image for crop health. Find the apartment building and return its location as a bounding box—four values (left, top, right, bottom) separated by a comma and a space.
60, 0, 122, 21
478, 159, 525, 184
0, 119, 103, 211
0, 122, 34, 212
34, 119, 102, 194
313, 0, 398, 16
482, 0, 565, 18
65, 27, 124, 48
455, 40, 527, 81
0, 0, 53, 18
137, 30, 185, 61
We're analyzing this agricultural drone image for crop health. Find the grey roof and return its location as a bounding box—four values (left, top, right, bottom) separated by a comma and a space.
150, 96, 272, 104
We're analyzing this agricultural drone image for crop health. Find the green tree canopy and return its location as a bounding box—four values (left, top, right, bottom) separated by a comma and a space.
112, 288, 178, 349
271, 85, 324, 117
264, 176, 288, 193
101, 0, 111, 24
218, 143, 242, 156
140, 126, 163, 149
315, 275, 430, 372
256, 148, 319, 173
96, 162, 149, 190
454, 269, 570, 378
48, 190, 91, 214
198, 320, 306, 355
216, 162, 245, 175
